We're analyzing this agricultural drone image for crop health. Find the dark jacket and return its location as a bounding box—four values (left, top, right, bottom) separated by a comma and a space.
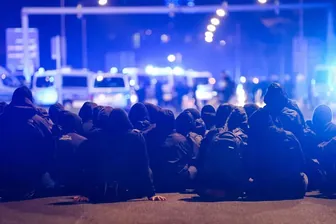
0, 97, 53, 194
83, 109, 155, 201
79, 102, 97, 136
129, 103, 152, 132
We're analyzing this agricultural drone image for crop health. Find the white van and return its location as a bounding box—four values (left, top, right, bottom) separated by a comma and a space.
0, 67, 21, 103
90, 72, 136, 108
32, 68, 92, 108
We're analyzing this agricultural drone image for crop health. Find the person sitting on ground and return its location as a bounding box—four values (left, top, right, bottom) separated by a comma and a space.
144, 102, 161, 124
87, 106, 112, 138
0, 86, 54, 200
196, 107, 249, 200
48, 103, 65, 138
128, 103, 152, 132
311, 105, 336, 143
82, 109, 165, 202
53, 111, 88, 195
146, 109, 193, 192
176, 111, 203, 161
248, 108, 307, 200
78, 102, 97, 137
201, 105, 216, 131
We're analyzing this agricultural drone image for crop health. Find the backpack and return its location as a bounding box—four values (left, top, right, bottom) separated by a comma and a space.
202, 129, 245, 184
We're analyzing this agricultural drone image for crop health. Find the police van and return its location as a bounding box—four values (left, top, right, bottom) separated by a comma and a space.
90, 72, 136, 108
0, 67, 21, 103
32, 68, 92, 108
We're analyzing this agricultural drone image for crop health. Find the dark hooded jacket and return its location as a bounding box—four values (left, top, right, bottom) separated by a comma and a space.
54, 111, 88, 191
243, 103, 259, 118
147, 109, 192, 192
312, 105, 336, 143
78, 102, 97, 136
248, 108, 306, 199
144, 103, 161, 124
87, 106, 112, 139
83, 109, 155, 201
128, 103, 152, 132
49, 103, 65, 138
0, 86, 53, 196
201, 105, 216, 131
184, 108, 206, 137
0, 102, 7, 115
216, 103, 235, 128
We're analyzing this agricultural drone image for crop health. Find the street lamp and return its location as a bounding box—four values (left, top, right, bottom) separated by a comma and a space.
211, 17, 220, 26
257, 0, 268, 4
98, 0, 108, 6
216, 9, 227, 17
207, 24, 216, 32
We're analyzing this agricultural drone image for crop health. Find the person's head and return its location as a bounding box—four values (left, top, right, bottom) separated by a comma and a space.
216, 103, 235, 128
128, 103, 150, 126
108, 108, 133, 135
59, 111, 83, 134
184, 108, 201, 120
79, 102, 97, 123
313, 105, 333, 129
0, 102, 8, 114
201, 105, 216, 130
144, 103, 161, 124
11, 86, 33, 105
92, 105, 104, 127
176, 111, 196, 136
96, 106, 113, 130
264, 83, 288, 111
156, 109, 175, 135
226, 107, 248, 132
49, 103, 65, 125
249, 108, 273, 133
243, 103, 259, 118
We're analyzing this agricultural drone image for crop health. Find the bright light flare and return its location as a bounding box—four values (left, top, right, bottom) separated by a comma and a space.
209, 77, 216, 85
253, 77, 260, 84
211, 18, 220, 26
129, 79, 136, 87
205, 36, 213, 43
173, 67, 184, 75
216, 9, 227, 17
96, 75, 104, 82
98, 0, 108, 6
205, 31, 214, 38
240, 76, 247, 84
207, 24, 216, 32
110, 67, 118, 74
167, 54, 176, 62
258, 0, 268, 4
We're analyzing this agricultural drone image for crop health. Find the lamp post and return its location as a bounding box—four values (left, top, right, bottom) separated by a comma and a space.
60, 0, 66, 67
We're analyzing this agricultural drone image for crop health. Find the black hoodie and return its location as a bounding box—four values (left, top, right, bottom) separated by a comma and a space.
0, 87, 53, 195
128, 103, 152, 132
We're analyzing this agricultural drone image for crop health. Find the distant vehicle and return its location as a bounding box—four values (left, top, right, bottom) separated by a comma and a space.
312, 65, 336, 105
32, 67, 92, 108
0, 67, 21, 103
123, 66, 176, 104
184, 70, 216, 102
89, 72, 136, 108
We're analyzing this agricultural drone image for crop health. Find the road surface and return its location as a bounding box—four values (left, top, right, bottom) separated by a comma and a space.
1, 192, 336, 224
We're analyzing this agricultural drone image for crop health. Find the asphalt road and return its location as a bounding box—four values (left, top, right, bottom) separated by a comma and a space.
1, 192, 336, 224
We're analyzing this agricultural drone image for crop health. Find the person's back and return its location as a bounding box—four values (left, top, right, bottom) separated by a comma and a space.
249, 109, 307, 200
54, 111, 88, 193
79, 102, 97, 137
201, 105, 216, 131
0, 87, 53, 200
312, 105, 336, 142
128, 103, 152, 132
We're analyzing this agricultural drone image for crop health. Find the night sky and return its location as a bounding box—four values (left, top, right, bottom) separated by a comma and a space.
0, 0, 334, 72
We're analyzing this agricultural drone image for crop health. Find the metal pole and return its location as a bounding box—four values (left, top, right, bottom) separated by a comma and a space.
235, 23, 241, 82
327, 8, 335, 65
21, 13, 31, 83
60, 0, 67, 67
82, 17, 88, 69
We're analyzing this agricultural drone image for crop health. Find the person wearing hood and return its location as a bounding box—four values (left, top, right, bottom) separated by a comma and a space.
82, 109, 165, 202
247, 108, 307, 200
243, 103, 259, 119
87, 106, 112, 139
311, 105, 336, 143
128, 103, 152, 132
0, 86, 53, 200
184, 108, 206, 137
201, 105, 216, 131
146, 109, 193, 192
216, 103, 235, 128
79, 102, 97, 137
264, 82, 306, 128
54, 111, 88, 194
144, 103, 161, 124
49, 103, 65, 138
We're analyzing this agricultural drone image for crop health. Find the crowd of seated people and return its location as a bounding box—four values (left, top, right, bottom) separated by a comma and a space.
1, 83, 336, 202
